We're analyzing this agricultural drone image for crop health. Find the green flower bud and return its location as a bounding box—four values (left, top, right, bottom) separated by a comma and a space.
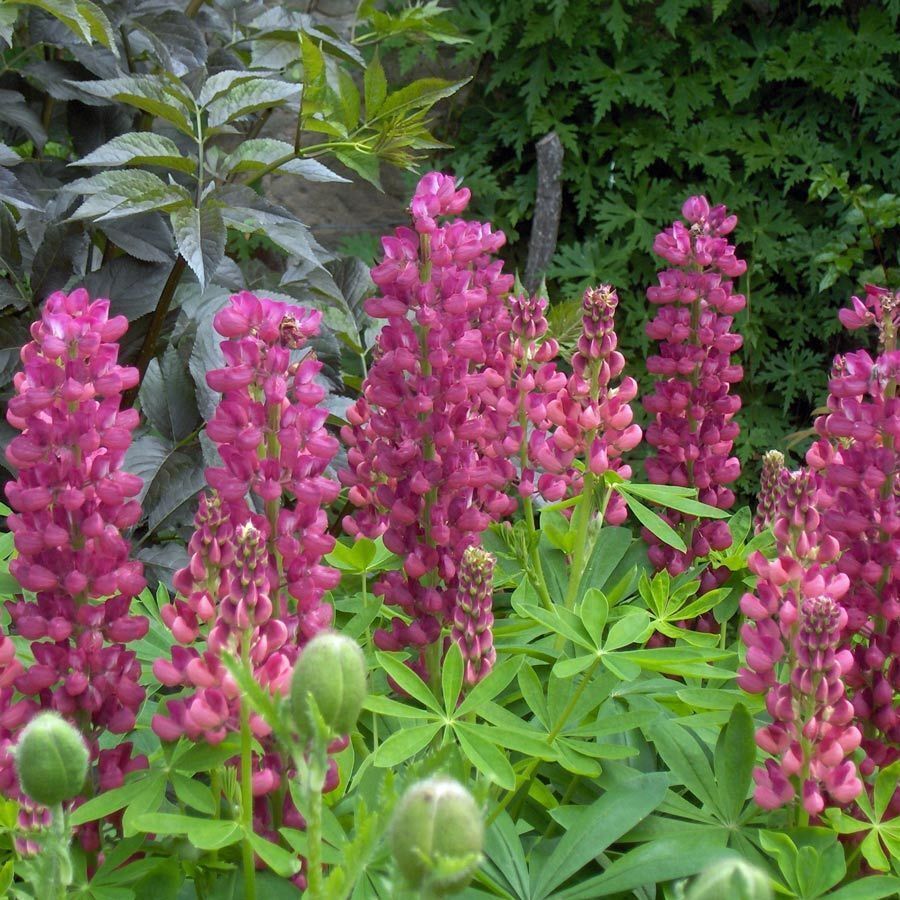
686, 858, 773, 900
389, 777, 483, 895
290, 632, 366, 741
15, 713, 89, 807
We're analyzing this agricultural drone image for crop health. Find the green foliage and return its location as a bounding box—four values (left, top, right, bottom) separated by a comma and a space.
440, 0, 900, 493
0, 0, 464, 573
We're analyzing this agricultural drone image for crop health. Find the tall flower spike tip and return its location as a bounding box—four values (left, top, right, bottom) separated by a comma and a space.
643, 196, 746, 593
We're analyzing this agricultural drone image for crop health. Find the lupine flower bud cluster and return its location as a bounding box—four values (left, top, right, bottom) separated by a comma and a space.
152, 292, 342, 859
739, 468, 861, 815
806, 284, 899, 776
643, 197, 746, 582
341, 173, 515, 676
0, 290, 148, 842
529, 286, 641, 521
754, 450, 786, 534
451, 547, 496, 686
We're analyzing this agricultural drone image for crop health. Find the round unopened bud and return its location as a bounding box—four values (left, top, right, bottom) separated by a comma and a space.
290, 632, 366, 741
389, 777, 483, 895
686, 858, 773, 900
15, 713, 89, 806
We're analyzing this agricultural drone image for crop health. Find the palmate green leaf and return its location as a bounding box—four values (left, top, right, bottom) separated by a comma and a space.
170, 199, 226, 289
363, 694, 433, 719
531, 773, 669, 900
205, 78, 300, 128
482, 811, 529, 900
69, 771, 165, 826
72, 132, 195, 174
247, 832, 301, 878
619, 492, 686, 552
454, 722, 516, 789
457, 656, 522, 717
618, 482, 731, 519
371, 722, 441, 767
512, 600, 594, 650
620, 646, 735, 679
375, 651, 441, 713
576, 526, 633, 604
442, 640, 464, 712
714, 703, 754, 823
558, 835, 734, 899
130, 813, 242, 850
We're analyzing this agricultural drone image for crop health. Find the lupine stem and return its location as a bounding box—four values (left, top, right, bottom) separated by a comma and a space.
239, 638, 257, 900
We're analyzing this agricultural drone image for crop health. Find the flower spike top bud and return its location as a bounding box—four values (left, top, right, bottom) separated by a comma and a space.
529, 285, 641, 520
389, 777, 484, 895
0, 288, 148, 817
341, 173, 515, 678
152, 293, 343, 838
15, 712, 89, 807
451, 547, 496, 687
753, 450, 786, 534
290, 632, 367, 743
686, 858, 773, 900
642, 196, 745, 591
806, 283, 899, 778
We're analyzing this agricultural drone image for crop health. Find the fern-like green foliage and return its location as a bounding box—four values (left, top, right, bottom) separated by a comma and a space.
439, 0, 900, 494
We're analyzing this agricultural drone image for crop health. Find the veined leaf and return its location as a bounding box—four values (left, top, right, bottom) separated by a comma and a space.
170, 200, 226, 289
374, 77, 469, 120
67, 169, 192, 222
204, 78, 300, 128
69, 75, 195, 135
220, 139, 348, 182
71, 132, 195, 174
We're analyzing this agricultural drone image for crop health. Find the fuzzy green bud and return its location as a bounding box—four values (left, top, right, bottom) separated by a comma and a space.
290, 632, 366, 741
15, 713, 89, 806
389, 777, 483, 895
686, 858, 773, 900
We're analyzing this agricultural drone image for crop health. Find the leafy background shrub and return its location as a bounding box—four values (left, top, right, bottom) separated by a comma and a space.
0, 0, 462, 582
439, 0, 900, 490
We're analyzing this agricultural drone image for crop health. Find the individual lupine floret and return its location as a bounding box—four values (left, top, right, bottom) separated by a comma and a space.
0, 288, 149, 847
807, 284, 899, 777
451, 547, 496, 686
753, 595, 862, 816
341, 173, 515, 677
642, 197, 746, 583
754, 450, 786, 534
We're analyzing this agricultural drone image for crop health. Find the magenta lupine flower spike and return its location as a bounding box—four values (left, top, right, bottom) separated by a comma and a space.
0, 288, 148, 842
341, 173, 516, 678
642, 197, 745, 587
152, 293, 342, 880
753, 595, 862, 815
529, 286, 641, 519
489, 293, 566, 502
807, 284, 899, 777
451, 547, 496, 686
739, 468, 861, 816
753, 450, 786, 534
